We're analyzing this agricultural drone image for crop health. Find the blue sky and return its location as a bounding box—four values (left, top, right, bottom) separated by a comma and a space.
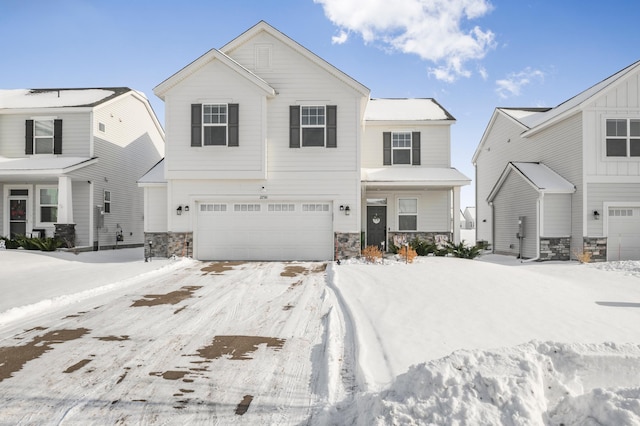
2, 0, 639, 209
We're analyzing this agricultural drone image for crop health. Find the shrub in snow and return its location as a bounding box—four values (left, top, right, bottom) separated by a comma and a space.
362, 245, 383, 263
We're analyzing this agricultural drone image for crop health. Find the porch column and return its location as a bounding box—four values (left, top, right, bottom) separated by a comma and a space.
57, 175, 74, 224
452, 186, 461, 244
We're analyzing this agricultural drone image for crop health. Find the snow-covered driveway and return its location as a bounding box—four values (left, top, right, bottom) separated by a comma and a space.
0, 260, 335, 424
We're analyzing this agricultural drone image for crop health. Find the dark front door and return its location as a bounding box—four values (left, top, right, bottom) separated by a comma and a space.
9, 198, 27, 238
367, 206, 387, 250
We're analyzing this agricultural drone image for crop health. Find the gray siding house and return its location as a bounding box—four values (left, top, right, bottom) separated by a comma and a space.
473, 60, 640, 261
0, 88, 164, 249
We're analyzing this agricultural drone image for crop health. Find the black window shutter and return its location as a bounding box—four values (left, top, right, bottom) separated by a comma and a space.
228, 103, 239, 147
412, 132, 421, 165
53, 119, 63, 154
326, 105, 337, 148
383, 132, 391, 165
290, 105, 300, 148
191, 104, 202, 147
25, 120, 34, 155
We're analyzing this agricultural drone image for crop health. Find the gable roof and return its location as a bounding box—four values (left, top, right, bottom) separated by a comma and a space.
0, 87, 132, 109
520, 60, 640, 135
222, 21, 370, 98
365, 98, 455, 121
154, 47, 276, 100
488, 162, 575, 202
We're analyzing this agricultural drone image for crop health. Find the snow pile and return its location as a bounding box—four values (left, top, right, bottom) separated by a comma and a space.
321, 341, 640, 425
590, 260, 640, 278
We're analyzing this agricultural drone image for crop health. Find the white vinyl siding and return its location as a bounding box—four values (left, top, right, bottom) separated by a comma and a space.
475, 112, 583, 252
492, 171, 538, 258
541, 193, 572, 237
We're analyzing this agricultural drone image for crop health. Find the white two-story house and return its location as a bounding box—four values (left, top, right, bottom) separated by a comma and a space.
0, 88, 164, 249
140, 21, 469, 261
474, 60, 640, 261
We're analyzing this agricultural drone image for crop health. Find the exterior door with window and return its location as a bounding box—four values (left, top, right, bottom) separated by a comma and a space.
9, 194, 28, 238
367, 206, 387, 250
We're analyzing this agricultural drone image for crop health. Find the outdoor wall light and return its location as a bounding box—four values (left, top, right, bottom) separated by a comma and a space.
345, 205, 351, 215
593, 210, 600, 220
339, 205, 345, 211
184, 205, 190, 212
176, 205, 183, 215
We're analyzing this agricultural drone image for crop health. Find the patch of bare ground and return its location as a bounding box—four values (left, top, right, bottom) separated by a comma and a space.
200, 261, 245, 275
196, 335, 286, 361
131, 286, 202, 307
64, 359, 92, 373
149, 370, 189, 380
95, 335, 129, 341
0, 328, 90, 382
281, 262, 327, 278
235, 394, 253, 415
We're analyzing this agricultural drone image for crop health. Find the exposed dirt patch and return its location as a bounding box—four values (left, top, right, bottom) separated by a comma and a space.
0, 328, 90, 382
149, 370, 189, 380
283, 304, 294, 311
131, 286, 202, 307
64, 359, 92, 373
200, 261, 245, 275
95, 335, 129, 342
235, 395, 253, 415
174, 306, 187, 315
196, 335, 286, 361
280, 265, 307, 277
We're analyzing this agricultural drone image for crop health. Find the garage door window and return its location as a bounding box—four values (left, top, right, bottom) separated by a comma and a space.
234, 204, 261, 212
268, 203, 295, 212
200, 203, 227, 212
302, 203, 330, 212
610, 208, 633, 217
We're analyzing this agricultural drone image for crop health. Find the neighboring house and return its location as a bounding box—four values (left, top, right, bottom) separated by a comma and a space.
461, 207, 475, 229
0, 88, 164, 250
473, 59, 640, 261
140, 21, 469, 261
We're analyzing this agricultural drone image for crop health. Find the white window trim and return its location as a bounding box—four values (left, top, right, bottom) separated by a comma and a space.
397, 197, 418, 231
35, 185, 58, 227
301, 105, 326, 147
392, 131, 412, 165
4, 185, 32, 236
202, 103, 228, 146
604, 117, 640, 159
33, 118, 55, 155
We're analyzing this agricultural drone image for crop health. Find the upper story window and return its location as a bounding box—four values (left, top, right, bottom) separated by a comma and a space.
290, 105, 337, 148
26, 118, 62, 155
203, 104, 228, 146
606, 118, 640, 157
383, 131, 421, 166
191, 103, 239, 147
301, 106, 326, 147
392, 132, 412, 164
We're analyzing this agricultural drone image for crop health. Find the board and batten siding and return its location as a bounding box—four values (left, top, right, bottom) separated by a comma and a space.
492, 170, 538, 258
0, 111, 91, 157
361, 123, 450, 168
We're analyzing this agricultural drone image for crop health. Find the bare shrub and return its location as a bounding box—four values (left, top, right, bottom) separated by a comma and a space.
362, 245, 383, 263
573, 250, 592, 263
398, 245, 417, 263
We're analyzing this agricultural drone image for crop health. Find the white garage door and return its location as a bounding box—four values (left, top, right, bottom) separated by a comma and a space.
196, 201, 333, 261
607, 207, 640, 261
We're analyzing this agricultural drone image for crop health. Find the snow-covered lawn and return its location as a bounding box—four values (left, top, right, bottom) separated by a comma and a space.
1, 248, 639, 425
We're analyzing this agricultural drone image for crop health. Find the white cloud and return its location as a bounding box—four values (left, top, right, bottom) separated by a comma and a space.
332, 30, 349, 45
495, 67, 545, 98
314, 0, 496, 81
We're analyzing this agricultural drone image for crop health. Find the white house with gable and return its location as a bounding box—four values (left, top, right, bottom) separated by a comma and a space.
140, 21, 469, 261
474, 60, 640, 261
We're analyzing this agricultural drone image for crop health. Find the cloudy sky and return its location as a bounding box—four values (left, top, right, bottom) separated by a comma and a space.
2, 0, 639, 208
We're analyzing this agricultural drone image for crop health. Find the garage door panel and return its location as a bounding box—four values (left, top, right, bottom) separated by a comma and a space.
607, 207, 640, 261
196, 201, 333, 261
